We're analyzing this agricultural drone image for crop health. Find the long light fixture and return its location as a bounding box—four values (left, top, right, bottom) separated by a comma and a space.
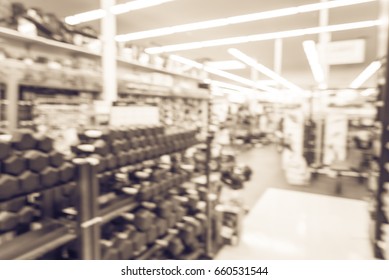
169, 55, 277, 93
65, 0, 173, 25
116, 0, 375, 42
145, 20, 382, 54
302, 40, 325, 86
349, 61, 382, 88
228, 48, 303, 92
205, 60, 246, 70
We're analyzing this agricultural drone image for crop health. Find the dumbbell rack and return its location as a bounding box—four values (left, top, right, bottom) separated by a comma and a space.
374, 63, 389, 259
0, 158, 88, 260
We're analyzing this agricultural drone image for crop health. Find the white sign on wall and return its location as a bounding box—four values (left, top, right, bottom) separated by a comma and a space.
322, 39, 366, 65
110, 105, 160, 126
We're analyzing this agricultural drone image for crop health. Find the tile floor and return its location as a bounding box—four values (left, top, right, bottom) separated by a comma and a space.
216, 188, 373, 259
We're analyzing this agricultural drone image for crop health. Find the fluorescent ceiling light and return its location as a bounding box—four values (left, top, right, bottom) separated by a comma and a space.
116, 0, 375, 41
211, 80, 254, 93
257, 80, 278, 86
169, 55, 277, 93
205, 60, 246, 70
302, 40, 325, 85
65, 0, 173, 25
228, 48, 303, 92
349, 61, 382, 88
145, 20, 382, 54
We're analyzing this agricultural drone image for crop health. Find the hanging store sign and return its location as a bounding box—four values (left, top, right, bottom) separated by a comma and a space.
323, 39, 366, 65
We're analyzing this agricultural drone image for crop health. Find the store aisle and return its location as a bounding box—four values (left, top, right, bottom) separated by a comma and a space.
216, 188, 373, 259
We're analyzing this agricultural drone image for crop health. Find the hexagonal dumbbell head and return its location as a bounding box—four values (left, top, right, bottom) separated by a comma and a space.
18, 206, 36, 224
49, 151, 65, 167
3, 155, 26, 175
59, 162, 75, 183
0, 211, 18, 232
40, 167, 59, 188
11, 129, 37, 150
34, 135, 54, 152
0, 175, 19, 201
24, 150, 49, 172
18, 171, 40, 194
0, 140, 11, 160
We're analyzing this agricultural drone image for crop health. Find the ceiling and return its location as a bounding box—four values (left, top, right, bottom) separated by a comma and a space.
19, 0, 384, 90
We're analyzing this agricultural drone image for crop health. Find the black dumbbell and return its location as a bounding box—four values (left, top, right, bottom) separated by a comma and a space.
127, 227, 147, 253
89, 154, 107, 173
101, 240, 120, 260
167, 238, 185, 257
146, 224, 158, 244
24, 150, 49, 172
2, 154, 26, 176
40, 167, 59, 188
18, 206, 36, 224
117, 152, 128, 167
0, 211, 18, 233
0, 197, 25, 212
156, 201, 174, 219
0, 140, 11, 160
59, 162, 75, 183
105, 154, 118, 170
34, 134, 54, 152
113, 232, 134, 260
0, 175, 19, 200
11, 129, 37, 150
155, 218, 168, 237
122, 209, 155, 232
94, 140, 109, 156
49, 151, 65, 167
111, 140, 122, 155
18, 171, 40, 194
167, 212, 177, 228
61, 182, 77, 198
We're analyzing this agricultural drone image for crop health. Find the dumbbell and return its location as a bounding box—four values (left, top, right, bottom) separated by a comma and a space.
0, 211, 18, 233
11, 129, 36, 150
117, 151, 128, 167
0, 197, 25, 212
18, 171, 40, 194
121, 209, 155, 232
61, 182, 77, 198
125, 224, 147, 252
2, 154, 26, 176
49, 151, 65, 167
178, 223, 197, 246
40, 167, 59, 188
0, 140, 11, 160
89, 154, 107, 173
18, 206, 36, 224
167, 238, 185, 257
156, 201, 174, 219
112, 128, 126, 140
24, 150, 49, 172
113, 232, 134, 260
137, 182, 153, 201
183, 216, 202, 236
0, 175, 19, 200
111, 140, 122, 155
106, 154, 118, 170
146, 224, 158, 244
155, 218, 168, 237
167, 212, 177, 228
101, 240, 120, 260
94, 140, 110, 156
58, 162, 75, 183
34, 134, 54, 152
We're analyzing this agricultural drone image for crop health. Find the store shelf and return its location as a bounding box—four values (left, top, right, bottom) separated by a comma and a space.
99, 197, 139, 224
0, 26, 100, 57
117, 57, 202, 82
0, 27, 202, 82
0, 222, 76, 260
